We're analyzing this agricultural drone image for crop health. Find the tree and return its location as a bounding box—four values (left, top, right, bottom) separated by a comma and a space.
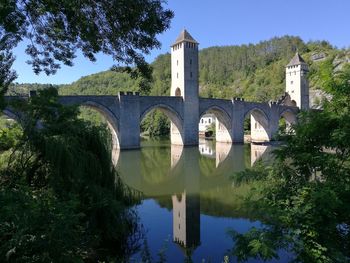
0, 2, 174, 261
0, 0, 173, 80
0, 88, 143, 262
0, 51, 16, 106
229, 62, 350, 262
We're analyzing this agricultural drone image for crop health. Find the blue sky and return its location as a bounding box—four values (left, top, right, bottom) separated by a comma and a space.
12, 0, 350, 84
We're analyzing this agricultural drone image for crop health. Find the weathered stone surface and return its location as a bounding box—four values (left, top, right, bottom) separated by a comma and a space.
3, 31, 306, 149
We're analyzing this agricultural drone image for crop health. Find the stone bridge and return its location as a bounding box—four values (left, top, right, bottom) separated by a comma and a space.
57, 93, 299, 149
3, 30, 306, 149
3, 92, 298, 149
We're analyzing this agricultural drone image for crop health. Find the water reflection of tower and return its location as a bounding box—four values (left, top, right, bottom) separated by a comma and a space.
250, 143, 271, 166
171, 145, 184, 169
171, 147, 201, 255
172, 192, 200, 250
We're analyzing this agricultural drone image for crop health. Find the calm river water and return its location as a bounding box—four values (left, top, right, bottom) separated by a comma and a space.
116, 139, 290, 262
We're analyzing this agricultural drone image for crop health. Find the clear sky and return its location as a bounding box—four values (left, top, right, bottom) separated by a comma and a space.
12, 0, 350, 84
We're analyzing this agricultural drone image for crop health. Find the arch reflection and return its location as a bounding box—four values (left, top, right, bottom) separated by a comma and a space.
117, 140, 274, 258
250, 143, 272, 166
117, 140, 274, 195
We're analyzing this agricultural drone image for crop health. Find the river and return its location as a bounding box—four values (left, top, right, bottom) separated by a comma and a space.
116, 139, 290, 262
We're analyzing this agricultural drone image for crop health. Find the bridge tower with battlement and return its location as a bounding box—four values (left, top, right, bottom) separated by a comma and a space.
170, 30, 199, 145
285, 52, 309, 110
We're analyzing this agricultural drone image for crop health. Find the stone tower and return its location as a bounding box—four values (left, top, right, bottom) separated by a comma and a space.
285, 52, 309, 110
171, 30, 199, 145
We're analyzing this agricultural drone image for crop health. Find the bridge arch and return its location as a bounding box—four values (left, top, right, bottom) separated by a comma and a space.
280, 108, 297, 124
279, 108, 297, 133
199, 105, 232, 142
79, 101, 120, 148
2, 108, 21, 122
140, 103, 184, 145
244, 107, 270, 143
244, 106, 270, 122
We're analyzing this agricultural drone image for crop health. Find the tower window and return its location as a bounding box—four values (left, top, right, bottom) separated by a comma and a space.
190, 72, 193, 78
291, 81, 293, 84
190, 59, 192, 65
177, 60, 178, 66
177, 73, 178, 79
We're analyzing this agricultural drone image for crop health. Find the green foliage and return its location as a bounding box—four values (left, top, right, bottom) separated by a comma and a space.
7, 83, 59, 96
199, 36, 307, 100
58, 70, 141, 96
0, 88, 142, 261
228, 227, 280, 262
0, 1, 178, 261
0, 51, 17, 107
141, 109, 170, 138
78, 106, 107, 126
0, 118, 21, 151
278, 117, 286, 134
229, 63, 350, 262
0, 0, 173, 76
244, 116, 250, 134
205, 122, 216, 138
150, 54, 171, 96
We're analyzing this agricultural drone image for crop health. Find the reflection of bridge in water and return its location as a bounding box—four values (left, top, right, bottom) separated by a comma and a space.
117, 140, 272, 255
116, 141, 272, 195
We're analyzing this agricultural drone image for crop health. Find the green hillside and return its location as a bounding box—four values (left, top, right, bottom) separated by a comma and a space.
57, 35, 346, 102
59, 70, 141, 96
7, 36, 349, 136
10, 36, 348, 100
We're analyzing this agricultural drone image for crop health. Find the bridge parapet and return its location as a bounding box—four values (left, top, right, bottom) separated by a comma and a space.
118, 91, 140, 97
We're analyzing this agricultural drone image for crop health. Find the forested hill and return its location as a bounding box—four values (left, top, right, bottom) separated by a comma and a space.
9, 36, 350, 102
